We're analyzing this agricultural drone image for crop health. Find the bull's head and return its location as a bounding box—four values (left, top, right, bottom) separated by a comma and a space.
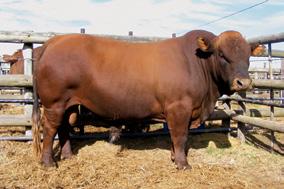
197, 31, 265, 94
2, 50, 24, 74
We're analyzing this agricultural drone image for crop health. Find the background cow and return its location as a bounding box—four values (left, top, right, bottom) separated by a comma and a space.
3, 49, 24, 74
33, 30, 263, 169
3, 47, 41, 74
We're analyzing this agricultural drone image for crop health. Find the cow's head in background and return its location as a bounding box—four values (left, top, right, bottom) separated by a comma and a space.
197, 31, 265, 94
3, 49, 24, 74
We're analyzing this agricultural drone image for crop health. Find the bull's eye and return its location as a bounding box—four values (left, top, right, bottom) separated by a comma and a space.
219, 52, 230, 63
219, 52, 224, 58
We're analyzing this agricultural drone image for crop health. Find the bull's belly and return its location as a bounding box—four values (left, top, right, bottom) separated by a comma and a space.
75, 89, 162, 121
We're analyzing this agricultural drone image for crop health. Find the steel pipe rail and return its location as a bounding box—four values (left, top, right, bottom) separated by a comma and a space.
252, 79, 284, 90
247, 32, 284, 44
1, 30, 284, 45
0, 31, 165, 44
220, 95, 284, 108
0, 99, 34, 104
0, 127, 232, 141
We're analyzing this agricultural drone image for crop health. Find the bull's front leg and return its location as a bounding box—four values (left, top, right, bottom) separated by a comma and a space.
166, 101, 191, 170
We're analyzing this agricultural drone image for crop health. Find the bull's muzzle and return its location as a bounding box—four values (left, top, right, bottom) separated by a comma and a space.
231, 78, 252, 91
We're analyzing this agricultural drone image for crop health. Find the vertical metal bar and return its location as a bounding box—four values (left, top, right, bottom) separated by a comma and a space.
268, 43, 275, 152
281, 59, 284, 104
23, 43, 33, 136
80, 28, 86, 34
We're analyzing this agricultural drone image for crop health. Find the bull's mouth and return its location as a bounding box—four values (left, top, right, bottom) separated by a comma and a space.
230, 78, 252, 92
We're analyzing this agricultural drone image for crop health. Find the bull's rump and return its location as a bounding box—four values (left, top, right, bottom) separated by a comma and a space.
36, 34, 188, 119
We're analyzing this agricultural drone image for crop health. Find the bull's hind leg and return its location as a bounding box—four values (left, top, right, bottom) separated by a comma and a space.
166, 101, 191, 170
58, 108, 77, 159
58, 119, 73, 160
41, 105, 65, 166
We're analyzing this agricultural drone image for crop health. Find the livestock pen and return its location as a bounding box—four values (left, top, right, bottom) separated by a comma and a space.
0, 30, 283, 141
0, 30, 283, 188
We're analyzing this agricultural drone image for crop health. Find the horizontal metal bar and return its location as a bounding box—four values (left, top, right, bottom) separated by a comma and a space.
0, 99, 34, 104
246, 97, 284, 101
220, 95, 284, 108
247, 32, 284, 44
0, 30, 283, 45
0, 128, 232, 141
1, 107, 283, 128
0, 31, 166, 44
208, 108, 284, 120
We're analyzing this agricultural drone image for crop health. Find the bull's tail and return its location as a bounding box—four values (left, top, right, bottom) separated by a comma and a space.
32, 82, 41, 159
32, 46, 46, 159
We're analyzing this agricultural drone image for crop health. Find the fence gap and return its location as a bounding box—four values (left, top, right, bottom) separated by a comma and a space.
22, 43, 33, 136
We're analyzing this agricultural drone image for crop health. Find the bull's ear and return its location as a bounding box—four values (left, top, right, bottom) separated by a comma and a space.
2, 55, 18, 63
251, 44, 265, 56
197, 37, 214, 52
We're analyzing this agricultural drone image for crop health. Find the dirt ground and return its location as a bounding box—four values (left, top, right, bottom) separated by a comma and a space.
0, 130, 283, 189
0, 104, 284, 189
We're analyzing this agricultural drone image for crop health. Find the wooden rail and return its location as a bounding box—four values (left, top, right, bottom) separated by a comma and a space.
224, 109, 284, 133
252, 79, 284, 90
0, 75, 32, 87
0, 115, 31, 126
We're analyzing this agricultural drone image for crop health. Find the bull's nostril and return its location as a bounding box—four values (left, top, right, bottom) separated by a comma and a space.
236, 80, 243, 87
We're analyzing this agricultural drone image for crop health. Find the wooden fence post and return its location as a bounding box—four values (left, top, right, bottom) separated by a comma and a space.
22, 43, 33, 136
237, 92, 247, 143
268, 43, 276, 152
222, 99, 231, 132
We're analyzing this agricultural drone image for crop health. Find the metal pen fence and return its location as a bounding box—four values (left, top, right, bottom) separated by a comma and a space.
0, 29, 283, 145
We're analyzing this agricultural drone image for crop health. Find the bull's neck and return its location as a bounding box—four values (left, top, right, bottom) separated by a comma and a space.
200, 55, 221, 101
209, 55, 232, 96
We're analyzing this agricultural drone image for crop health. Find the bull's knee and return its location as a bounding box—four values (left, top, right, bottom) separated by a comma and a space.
68, 112, 78, 126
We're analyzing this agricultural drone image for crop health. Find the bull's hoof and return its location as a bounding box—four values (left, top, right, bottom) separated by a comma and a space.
61, 152, 73, 160
171, 154, 175, 162
40, 159, 57, 167
176, 162, 192, 170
